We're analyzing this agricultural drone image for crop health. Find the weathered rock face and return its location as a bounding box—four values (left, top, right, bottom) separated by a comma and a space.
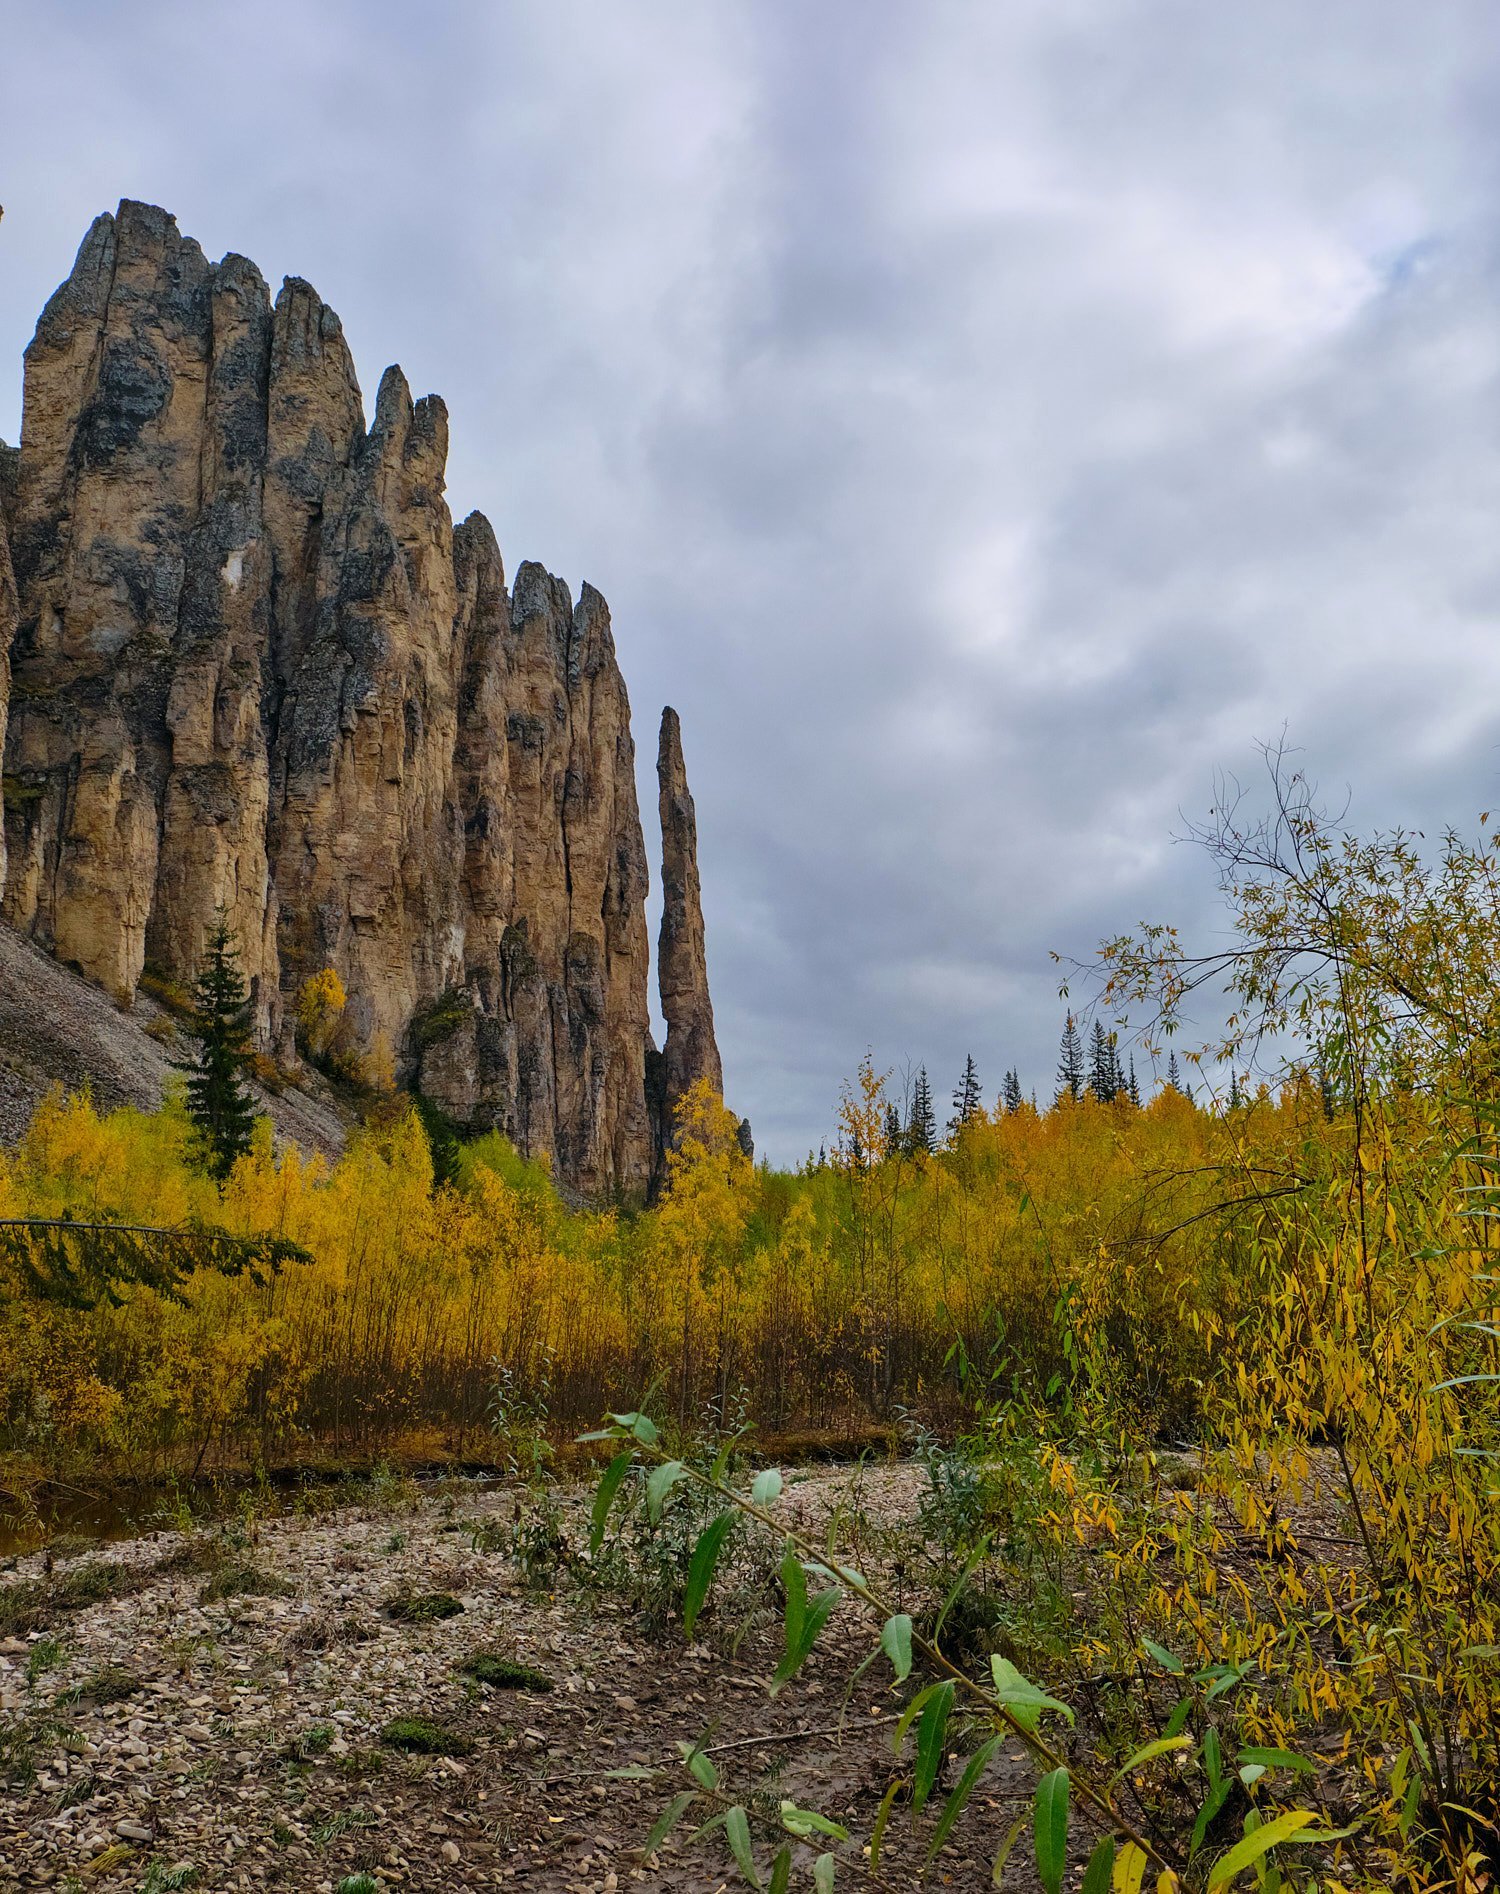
0, 201, 727, 1196
657, 707, 723, 1147
0, 453, 15, 902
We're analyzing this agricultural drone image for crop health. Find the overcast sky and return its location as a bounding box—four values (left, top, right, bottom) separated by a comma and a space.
4, 2, 1500, 1160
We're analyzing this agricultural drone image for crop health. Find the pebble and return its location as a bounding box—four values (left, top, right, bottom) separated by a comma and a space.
115, 1819, 153, 1841
442, 1839, 461, 1863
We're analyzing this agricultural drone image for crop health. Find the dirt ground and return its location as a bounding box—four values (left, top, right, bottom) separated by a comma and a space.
0, 1465, 1045, 1893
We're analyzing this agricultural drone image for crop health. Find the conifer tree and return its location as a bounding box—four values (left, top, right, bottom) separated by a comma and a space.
909, 1066, 937, 1154
1166, 1050, 1182, 1094
883, 1101, 904, 1158
1055, 1015, 1084, 1105
1127, 1055, 1140, 1107
178, 915, 259, 1180
1087, 1020, 1119, 1103
1228, 1070, 1242, 1108
949, 1054, 982, 1135
1002, 1067, 1023, 1114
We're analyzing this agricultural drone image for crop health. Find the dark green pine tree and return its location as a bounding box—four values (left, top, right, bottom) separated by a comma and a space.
883, 1100, 904, 1157
1055, 1015, 1084, 1106
1166, 1050, 1183, 1095
1002, 1067, 1024, 1114
949, 1054, 982, 1135
178, 916, 259, 1181
1087, 1020, 1119, 1103
909, 1066, 937, 1154
1227, 1070, 1242, 1109
1127, 1055, 1140, 1107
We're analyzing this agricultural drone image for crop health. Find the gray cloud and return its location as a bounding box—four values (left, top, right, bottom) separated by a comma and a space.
3, 0, 1500, 1156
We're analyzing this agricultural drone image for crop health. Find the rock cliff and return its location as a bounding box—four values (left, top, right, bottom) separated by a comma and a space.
0, 201, 725, 1196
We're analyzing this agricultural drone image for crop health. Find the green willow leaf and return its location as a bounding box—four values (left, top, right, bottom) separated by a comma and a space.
724, 1805, 761, 1890
752, 1467, 783, 1506
926, 1735, 1000, 1865
768, 1846, 792, 1894
682, 1512, 735, 1638
870, 1777, 905, 1873
912, 1679, 955, 1814
1033, 1768, 1069, 1894
589, 1449, 633, 1554
646, 1459, 687, 1525
880, 1612, 914, 1681
1080, 1835, 1116, 1894
990, 1655, 1075, 1733
645, 1790, 696, 1857
813, 1853, 835, 1894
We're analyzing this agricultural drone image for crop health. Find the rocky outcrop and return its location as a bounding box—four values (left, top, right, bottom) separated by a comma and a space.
0, 454, 15, 902
656, 707, 723, 1144
0, 201, 728, 1196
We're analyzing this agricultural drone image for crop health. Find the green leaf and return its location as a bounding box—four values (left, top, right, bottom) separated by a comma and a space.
780, 1547, 806, 1651
1112, 1735, 1193, 1783
645, 1790, 697, 1856
590, 1449, 633, 1554
725, 1805, 761, 1890
1235, 1746, 1314, 1776
880, 1613, 914, 1682
893, 1681, 943, 1754
1205, 1810, 1318, 1888
632, 1413, 660, 1446
778, 1803, 849, 1842
1033, 1768, 1069, 1894
1162, 1695, 1194, 1740
679, 1740, 719, 1790
772, 1570, 839, 1691
752, 1467, 783, 1506
991, 1812, 1028, 1887
813, 1854, 835, 1894
768, 1846, 792, 1894
990, 1655, 1075, 1733
1141, 1638, 1183, 1675
1081, 1835, 1116, 1894
913, 1680, 956, 1814
870, 1778, 905, 1872
1191, 1780, 1233, 1857
683, 1512, 735, 1638
647, 1459, 687, 1525
926, 1736, 999, 1865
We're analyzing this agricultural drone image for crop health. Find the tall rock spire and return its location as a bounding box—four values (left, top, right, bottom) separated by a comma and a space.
1, 201, 722, 1198
656, 706, 723, 1144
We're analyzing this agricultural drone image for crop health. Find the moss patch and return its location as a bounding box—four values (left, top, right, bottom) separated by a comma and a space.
378, 1716, 473, 1757
384, 1591, 464, 1624
458, 1650, 553, 1691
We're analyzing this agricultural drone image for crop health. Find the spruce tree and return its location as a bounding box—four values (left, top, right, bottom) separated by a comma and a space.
949, 1054, 982, 1135
1055, 1015, 1084, 1105
1127, 1055, 1140, 1107
1166, 1050, 1182, 1095
909, 1066, 937, 1154
1002, 1067, 1023, 1114
179, 916, 259, 1180
1087, 1020, 1119, 1103
883, 1100, 904, 1158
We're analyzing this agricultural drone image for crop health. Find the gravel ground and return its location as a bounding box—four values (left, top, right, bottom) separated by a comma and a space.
0, 1466, 1041, 1893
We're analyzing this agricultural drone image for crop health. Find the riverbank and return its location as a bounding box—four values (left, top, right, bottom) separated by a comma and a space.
0, 1461, 1033, 1892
